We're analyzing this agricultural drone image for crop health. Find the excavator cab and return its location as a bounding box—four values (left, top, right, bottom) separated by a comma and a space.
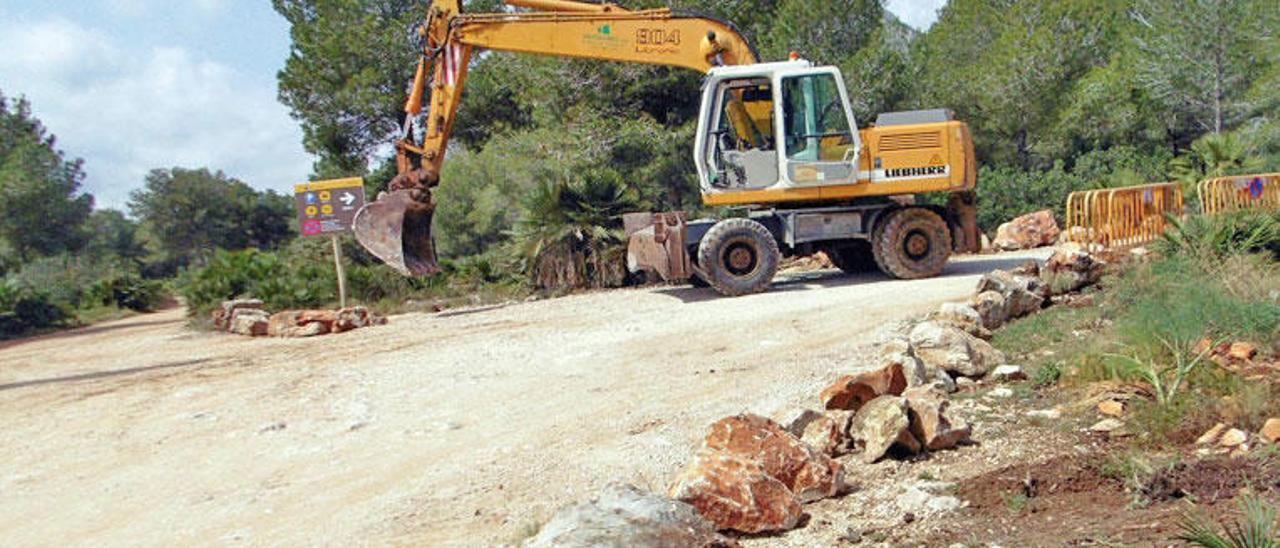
696, 61, 862, 196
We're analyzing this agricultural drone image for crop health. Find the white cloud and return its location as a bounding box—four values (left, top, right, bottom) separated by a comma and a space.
0, 14, 311, 209
886, 0, 948, 31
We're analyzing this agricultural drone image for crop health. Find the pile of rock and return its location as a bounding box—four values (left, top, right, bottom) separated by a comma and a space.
993, 209, 1060, 251
814, 362, 973, 463
667, 414, 844, 533
1196, 419, 1280, 457
524, 483, 731, 547
211, 299, 386, 338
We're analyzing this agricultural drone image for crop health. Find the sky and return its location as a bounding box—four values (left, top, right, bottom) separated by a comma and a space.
0, 0, 947, 211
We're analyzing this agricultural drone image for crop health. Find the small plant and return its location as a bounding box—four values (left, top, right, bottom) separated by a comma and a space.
1177, 494, 1279, 548
917, 470, 937, 481
1032, 361, 1063, 388
1002, 491, 1030, 514
1106, 336, 1214, 407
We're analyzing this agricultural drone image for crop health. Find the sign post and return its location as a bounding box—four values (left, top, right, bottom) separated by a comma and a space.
293, 178, 366, 309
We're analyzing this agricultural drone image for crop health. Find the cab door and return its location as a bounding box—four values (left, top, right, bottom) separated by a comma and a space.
777, 69, 861, 187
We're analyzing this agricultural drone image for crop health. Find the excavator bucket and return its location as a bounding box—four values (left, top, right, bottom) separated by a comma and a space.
352, 190, 441, 276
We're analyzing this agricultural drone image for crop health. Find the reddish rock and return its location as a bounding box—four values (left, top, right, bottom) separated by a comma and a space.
1229, 342, 1258, 362
228, 309, 270, 337
702, 414, 843, 503
1041, 248, 1106, 296
1259, 419, 1280, 444
669, 451, 803, 534
213, 298, 264, 330
267, 311, 331, 338
903, 387, 972, 451
993, 210, 1060, 251
820, 362, 907, 412
1098, 400, 1125, 417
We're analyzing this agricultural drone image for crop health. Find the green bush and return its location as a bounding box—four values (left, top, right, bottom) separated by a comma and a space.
975, 162, 1091, 234
0, 280, 70, 338
178, 248, 331, 317
1159, 211, 1280, 261
87, 273, 167, 312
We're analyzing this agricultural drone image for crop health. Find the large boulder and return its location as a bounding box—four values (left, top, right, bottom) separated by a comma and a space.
850, 396, 921, 464
881, 338, 955, 393
213, 298, 264, 330
700, 414, 843, 503
267, 311, 330, 338
929, 302, 992, 340
908, 321, 1006, 378
525, 483, 729, 547
669, 452, 803, 534
970, 290, 1009, 330
976, 270, 1047, 318
784, 409, 851, 457
820, 362, 907, 412
228, 308, 270, 337
993, 210, 1060, 251
1041, 247, 1106, 296
903, 387, 972, 451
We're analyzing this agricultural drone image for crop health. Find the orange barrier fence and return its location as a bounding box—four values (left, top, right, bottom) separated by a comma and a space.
1065, 183, 1183, 247
1198, 173, 1280, 215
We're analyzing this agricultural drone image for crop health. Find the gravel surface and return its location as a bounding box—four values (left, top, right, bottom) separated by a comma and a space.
0, 250, 1047, 546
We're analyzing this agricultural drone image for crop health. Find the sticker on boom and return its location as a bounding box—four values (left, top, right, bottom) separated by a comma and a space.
884, 165, 948, 179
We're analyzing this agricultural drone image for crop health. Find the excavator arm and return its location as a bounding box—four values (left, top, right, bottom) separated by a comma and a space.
354, 0, 758, 275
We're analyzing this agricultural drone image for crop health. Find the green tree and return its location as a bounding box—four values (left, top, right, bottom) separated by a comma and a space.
128, 168, 294, 267
1132, 0, 1275, 135
0, 93, 93, 262
84, 209, 148, 263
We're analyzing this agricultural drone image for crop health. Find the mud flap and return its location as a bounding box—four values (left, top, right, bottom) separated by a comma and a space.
623, 212, 692, 282
353, 189, 441, 276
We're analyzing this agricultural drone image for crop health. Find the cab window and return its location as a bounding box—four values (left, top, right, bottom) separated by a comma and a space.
781, 74, 854, 162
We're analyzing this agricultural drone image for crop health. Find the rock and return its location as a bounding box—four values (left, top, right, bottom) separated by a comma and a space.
1097, 400, 1125, 417
903, 387, 972, 451
669, 452, 803, 534
1090, 418, 1125, 433
1042, 248, 1106, 296
526, 483, 728, 548
895, 481, 963, 516
930, 303, 992, 340
785, 410, 849, 457
955, 377, 978, 390
228, 308, 270, 337
881, 338, 954, 393
970, 291, 1009, 330
267, 311, 330, 338
1197, 423, 1228, 445
851, 396, 920, 463
993, 210, 1060, 251
213, 298, 265, 330
701, 414, 843, 503
1220, 428, 1249, 448
820, 362, 907, 411
978, 270, 1047, 318
909, 321, 1007, 378
1026, 409, 1061, 420
1011, 260, 1041, 277
1228, 342, 1258, 362
1260, 419, 1280, 444
987, 387, 1014, 399
990, 365, 1027, 382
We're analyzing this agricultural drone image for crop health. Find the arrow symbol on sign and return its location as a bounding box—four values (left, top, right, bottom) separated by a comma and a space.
339, 192, 356, 206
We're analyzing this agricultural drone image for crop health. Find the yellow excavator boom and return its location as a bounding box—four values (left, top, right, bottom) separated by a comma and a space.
355, 0, 759, 275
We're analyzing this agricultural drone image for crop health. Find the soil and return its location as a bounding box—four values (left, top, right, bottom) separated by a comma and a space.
0, 250, 1047, 546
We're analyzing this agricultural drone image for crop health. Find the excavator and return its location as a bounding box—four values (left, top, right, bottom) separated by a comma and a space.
353, 0, 980, 296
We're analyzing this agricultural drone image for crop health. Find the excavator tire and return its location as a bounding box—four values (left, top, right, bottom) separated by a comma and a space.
871, 208, 952, 280
697, 218, 780, 297
825, 240, 877, 274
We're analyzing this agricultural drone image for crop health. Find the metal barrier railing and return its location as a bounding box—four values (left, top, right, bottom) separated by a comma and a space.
1198, 173, 1280, 215
1064, 183, 1184, 247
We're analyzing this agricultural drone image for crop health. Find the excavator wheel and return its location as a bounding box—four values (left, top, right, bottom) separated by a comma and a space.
697, 218, 780, 297
824, 240, 877, 274
871, 208, 952, 280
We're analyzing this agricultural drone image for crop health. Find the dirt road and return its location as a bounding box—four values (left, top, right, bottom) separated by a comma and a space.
0, 251, 1044, 546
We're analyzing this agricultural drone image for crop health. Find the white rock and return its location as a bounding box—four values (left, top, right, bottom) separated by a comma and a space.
990, 365, 1027, 381
895, 481, 963, 516
988, 387, 1014, 399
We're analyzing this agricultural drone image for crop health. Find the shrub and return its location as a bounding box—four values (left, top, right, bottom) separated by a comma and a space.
1159, 211, 1280, 261
1178, 494, 1279, 548
178, 248, 330, 317
0, 280, 70, 338
87, 273, 167, 312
